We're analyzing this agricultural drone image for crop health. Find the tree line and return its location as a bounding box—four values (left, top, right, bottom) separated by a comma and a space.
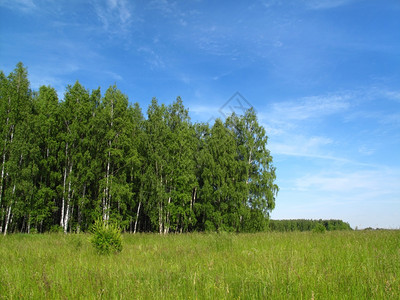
269, 219, 352, 232
0, 63, 278, 234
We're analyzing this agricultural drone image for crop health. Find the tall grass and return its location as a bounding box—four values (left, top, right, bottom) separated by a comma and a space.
0, 231, 399, 299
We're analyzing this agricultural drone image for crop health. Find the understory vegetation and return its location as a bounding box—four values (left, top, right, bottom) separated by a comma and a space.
0, 231, 399, 299
0, 63, 278, 234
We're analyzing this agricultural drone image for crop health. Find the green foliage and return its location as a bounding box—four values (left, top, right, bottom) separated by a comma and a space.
313, 222, 326, 233
0, 63, 278, 234
269, 219, 352, 232
90, 219, 122, 255
50, 225, 63, 233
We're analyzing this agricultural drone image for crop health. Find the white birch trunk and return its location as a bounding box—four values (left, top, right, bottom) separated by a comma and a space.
164, 196, 171, 234
63, 200, 70, 233
60, 142, 68, 228
63, 163, 73, 233
104, 97, 114, 222
0, 150, 6, 208
3, 205, 12, 236
3, 184, 15, 236
103, 151, 111, 222
134, 201, 141, 234
159, 202, 163, 234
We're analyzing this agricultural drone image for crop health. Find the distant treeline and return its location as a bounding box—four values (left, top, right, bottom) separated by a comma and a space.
269, 219, 352, 231
0, 63, 278, 234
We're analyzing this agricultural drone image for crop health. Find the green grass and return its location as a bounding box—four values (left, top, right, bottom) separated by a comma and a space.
0, 231, 399, 299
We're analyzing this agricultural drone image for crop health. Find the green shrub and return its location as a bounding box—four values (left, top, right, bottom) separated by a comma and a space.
90, 219, 122, 255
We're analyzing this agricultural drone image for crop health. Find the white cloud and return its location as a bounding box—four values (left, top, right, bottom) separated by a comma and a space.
384, 91, 400, 102
0, 0, 36, 12
92, 0, 133, 36
304, 0, 357, 10
358, 146, 375, 156
104, 70, 123, 81
137, 47, 165, 69
148, 0, 175, 16
272, 166, 400, 228
258, 92, 353, 159
260, 88, 400, 160
294, 168, 400, 194
270, 94, 351, 121
268, 135, 333, 158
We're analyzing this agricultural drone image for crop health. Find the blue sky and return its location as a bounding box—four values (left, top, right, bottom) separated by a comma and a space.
1, 0, 399, 229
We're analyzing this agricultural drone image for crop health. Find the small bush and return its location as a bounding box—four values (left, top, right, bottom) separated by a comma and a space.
90, 219, 122, 255
313, 223, 326, 233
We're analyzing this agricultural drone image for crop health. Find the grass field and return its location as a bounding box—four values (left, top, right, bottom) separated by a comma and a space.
0, 230, 399, 299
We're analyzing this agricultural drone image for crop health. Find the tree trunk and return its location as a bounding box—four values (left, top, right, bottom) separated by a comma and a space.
27, 214, 31, 234
60, 142, 68, 228
103, 97, 114, 223
246, 149, 252, 185
0, 150, 6, 208
134, 200, 141, 234
159, 201, 163, 234
3, 205, 12, 235
63, 163, 73, 233
3, 184, 15, 236
164, 196, 171, 234
103, 141, 111, 222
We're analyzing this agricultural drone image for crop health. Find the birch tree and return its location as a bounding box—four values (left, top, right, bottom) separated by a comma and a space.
0, 63, 279, 234
0, 62, 32, 234
59, 81, 92, 232
225, 109, 279, 231
143, 99, 170, 233
97, 85, 133, 224
30, 86, 61, 232
165, 98, 197, 233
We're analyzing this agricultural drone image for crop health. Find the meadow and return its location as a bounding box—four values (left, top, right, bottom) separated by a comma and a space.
0, 230, 399, 299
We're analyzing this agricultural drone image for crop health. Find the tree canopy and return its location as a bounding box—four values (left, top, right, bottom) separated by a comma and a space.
269, 219, 352, 232
0, 63, 278, 234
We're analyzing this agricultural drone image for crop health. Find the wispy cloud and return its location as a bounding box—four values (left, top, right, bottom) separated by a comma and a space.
0, 0, 36, 12
103, 70, 123, 82
294, 168, 400, 202
384, 91, 400, 102
137, 47, 165, 70
304, 0, 357, 10
261, 88, 400, 161
269, 94, 351, 122
358, 145, 375, 156
273, 165, 400, 227
92, 0, 133, 37
269, 135, 332, 157
259, 93, 351, 158
146, 0, 196, 25
148, 0, 176, 16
